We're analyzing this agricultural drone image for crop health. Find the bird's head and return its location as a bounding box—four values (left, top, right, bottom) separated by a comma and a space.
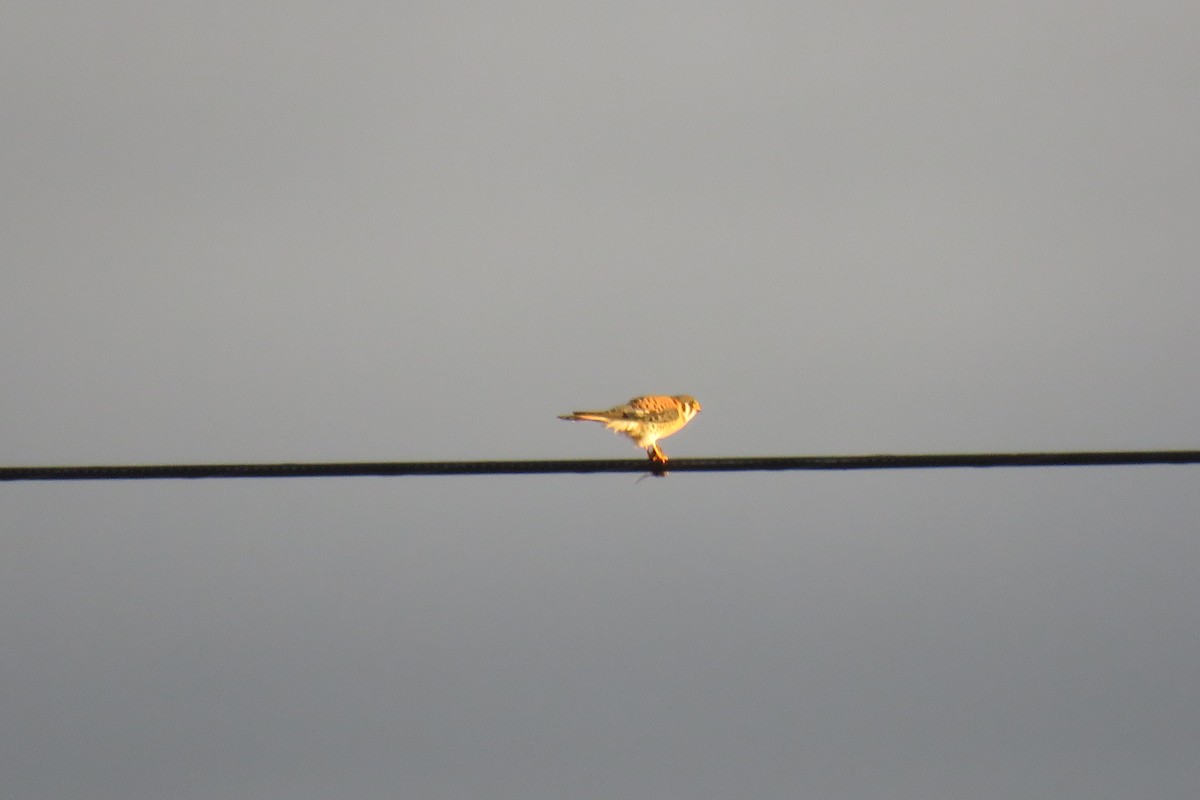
675, 395, 702, 420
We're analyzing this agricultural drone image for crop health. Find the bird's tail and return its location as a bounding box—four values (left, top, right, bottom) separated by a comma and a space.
558, 411, 611, 422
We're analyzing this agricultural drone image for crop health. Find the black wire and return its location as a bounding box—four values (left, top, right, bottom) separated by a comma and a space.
2, 451, 1199, 481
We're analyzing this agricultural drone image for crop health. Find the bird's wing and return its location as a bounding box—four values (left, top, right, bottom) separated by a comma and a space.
623, 396, 681, 423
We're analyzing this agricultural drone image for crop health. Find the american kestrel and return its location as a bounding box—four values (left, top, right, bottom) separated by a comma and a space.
558, 395, 702, 463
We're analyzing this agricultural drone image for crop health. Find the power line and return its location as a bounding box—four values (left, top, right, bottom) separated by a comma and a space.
2, 450, 1199, 481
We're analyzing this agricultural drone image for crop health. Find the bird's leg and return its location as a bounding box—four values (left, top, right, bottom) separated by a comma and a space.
641, 449, 669, 479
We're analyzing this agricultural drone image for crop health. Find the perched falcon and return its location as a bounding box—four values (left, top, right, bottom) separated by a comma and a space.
558, 395, 702, 463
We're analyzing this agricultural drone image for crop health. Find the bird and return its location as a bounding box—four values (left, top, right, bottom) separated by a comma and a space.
558, 395, 702, 463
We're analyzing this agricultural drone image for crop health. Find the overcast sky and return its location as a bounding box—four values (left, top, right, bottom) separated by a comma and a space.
3, 3, 1199, 798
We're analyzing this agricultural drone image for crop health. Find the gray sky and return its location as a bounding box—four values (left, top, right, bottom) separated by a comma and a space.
3, 3, 1199, 798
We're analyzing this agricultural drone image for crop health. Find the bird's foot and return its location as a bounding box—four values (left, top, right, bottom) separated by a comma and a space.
642, 448, 669, 478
